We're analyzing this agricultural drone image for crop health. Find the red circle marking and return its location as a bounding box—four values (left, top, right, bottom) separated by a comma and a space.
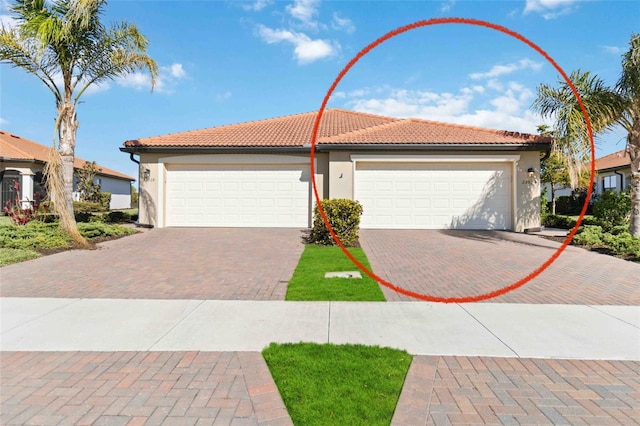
309, 17, 595, 303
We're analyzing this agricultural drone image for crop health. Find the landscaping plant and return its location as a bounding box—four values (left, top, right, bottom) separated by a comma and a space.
307, 199, 363, 247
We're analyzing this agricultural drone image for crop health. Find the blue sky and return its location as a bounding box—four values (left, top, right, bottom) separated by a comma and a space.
1, 0, 638, 181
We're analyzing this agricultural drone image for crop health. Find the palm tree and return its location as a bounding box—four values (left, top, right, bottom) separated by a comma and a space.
533, 34, 639, 236
0, 0, 157, 245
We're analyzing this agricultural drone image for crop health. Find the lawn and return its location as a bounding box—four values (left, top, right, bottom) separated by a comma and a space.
263, 343, 412, 426
285, 245, 386, 301
0, 221, 138, 266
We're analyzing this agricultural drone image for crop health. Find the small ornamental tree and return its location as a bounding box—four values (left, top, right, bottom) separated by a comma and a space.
307, 199, 364, 247
75, 161, 102, 204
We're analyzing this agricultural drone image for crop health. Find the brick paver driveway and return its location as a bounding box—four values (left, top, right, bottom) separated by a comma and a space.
360, 230, 640, 304
0, 228, 305, 300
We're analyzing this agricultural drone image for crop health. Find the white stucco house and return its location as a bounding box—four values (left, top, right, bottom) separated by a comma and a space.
120, 109, 552, 232
1, 130, 134, 210
594, 149, 632, 195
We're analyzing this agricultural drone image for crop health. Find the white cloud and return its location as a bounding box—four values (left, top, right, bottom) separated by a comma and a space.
469, 58, 542, 80
331, 12, 355, 34
216, 91, 232, 101
242, 0, 272, 12
256, 24, 337, 64
523, 0, 583, 19
0, 117, 9, 126
169, 63, 186, 79
286, 0, 321, 29
117, 63, 186, 94
440, 0, 455, 13
600, 45, 622, 55
341, 82, 549, 134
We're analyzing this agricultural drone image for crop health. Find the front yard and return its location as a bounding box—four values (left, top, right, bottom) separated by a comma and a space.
0, 220, 138, 266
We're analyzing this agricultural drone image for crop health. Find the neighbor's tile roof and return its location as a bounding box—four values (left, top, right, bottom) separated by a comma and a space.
123, 109, 550, 148
0, 130, 134, 180
594, 149, 632, 171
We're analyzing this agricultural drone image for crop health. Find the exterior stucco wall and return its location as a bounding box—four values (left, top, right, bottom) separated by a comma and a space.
595, 167, 632, 195
136, 149, 543, 232
136, 153, 329, 228
2, 162, 131, 210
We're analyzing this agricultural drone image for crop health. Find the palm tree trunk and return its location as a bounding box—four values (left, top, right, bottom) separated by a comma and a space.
629, 135, 640, 237
51, 102, 89, 247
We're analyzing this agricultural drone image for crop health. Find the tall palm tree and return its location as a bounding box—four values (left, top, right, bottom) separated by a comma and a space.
0, 0, 157, 245
533, 34, 639, 236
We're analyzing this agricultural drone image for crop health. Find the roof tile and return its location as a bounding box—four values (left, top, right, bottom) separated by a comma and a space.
594, 149, 632, 171
124, 109, 550, 148
1, 130, 134, 180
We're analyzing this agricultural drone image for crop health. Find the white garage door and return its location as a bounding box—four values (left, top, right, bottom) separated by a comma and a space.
355, 162, 512, 230
165, 163, 310, 227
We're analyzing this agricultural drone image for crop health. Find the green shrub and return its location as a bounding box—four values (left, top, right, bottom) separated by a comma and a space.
555, 191, 589, 215
592, 190, 631, 229
601, 232, 640, 257
572, 225, 604, 246
307, 199, 363, 247
77, 222, 136, 239
542, 214, 577, 229
103, 211, 132, 223
99, 192, 111, 210
73, 201, 104, 213
540, 188, 550, 219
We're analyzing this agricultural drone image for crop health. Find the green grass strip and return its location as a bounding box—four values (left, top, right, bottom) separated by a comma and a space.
286, 245, 385, 301
263, 343, 412, 426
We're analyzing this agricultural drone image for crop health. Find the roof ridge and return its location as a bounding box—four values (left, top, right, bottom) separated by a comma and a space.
319, 117, 405, 142
325, 108, 400, 122
132, 110, 320, 143
597, 148, 629, 159
403, 117, 542, 140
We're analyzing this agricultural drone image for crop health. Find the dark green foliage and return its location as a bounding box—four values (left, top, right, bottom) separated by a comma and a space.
540, 187, 550, 219
307, 199, 363, 247
263, 343, 411, 426
75, 161, 103, 203
542, 214, 577, 229
73, 201, 104, 213
573, 225, 640, 259
99, 192, 111, 210
555, 191, 590, 215
103, 211, 132, 223
592, 190, 631, 229
130, 184, 138, 208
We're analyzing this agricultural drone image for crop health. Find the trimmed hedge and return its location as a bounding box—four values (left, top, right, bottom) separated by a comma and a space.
306, 199, 363, 247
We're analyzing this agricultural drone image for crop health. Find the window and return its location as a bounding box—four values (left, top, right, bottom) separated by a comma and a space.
603, 175, 618, 191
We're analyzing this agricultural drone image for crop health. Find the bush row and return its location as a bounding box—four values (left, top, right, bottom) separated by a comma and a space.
0, 221, 136, 250
573, 225, 640, 259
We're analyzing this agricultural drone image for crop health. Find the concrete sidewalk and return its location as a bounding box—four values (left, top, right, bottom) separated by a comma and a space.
2, 298, 638, 360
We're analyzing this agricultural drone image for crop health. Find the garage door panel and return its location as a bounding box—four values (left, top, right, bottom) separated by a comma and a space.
355, 162, 512, 230
166, 164, 309, 227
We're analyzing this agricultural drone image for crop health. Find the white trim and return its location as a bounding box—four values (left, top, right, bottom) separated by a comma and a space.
350, 154, 521, 163
158, 164, 165, 228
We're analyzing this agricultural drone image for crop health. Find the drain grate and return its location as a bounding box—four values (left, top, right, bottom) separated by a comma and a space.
324, 271, 362, 279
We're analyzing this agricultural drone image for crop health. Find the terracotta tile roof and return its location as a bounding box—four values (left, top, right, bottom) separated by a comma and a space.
0, 130, 134, 180
124, 109, 550, 148
594, 149, 632, 171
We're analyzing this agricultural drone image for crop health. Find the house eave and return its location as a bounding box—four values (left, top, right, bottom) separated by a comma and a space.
120, 142, 551, 155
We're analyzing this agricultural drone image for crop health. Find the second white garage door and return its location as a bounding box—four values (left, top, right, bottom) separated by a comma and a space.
165, 163, 310, 227
355, 162, 512, 230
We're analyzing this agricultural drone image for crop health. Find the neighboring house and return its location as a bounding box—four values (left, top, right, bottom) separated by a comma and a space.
1, 130, 134, 210
121, 109, 551, 232
594, 149, 632, 195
